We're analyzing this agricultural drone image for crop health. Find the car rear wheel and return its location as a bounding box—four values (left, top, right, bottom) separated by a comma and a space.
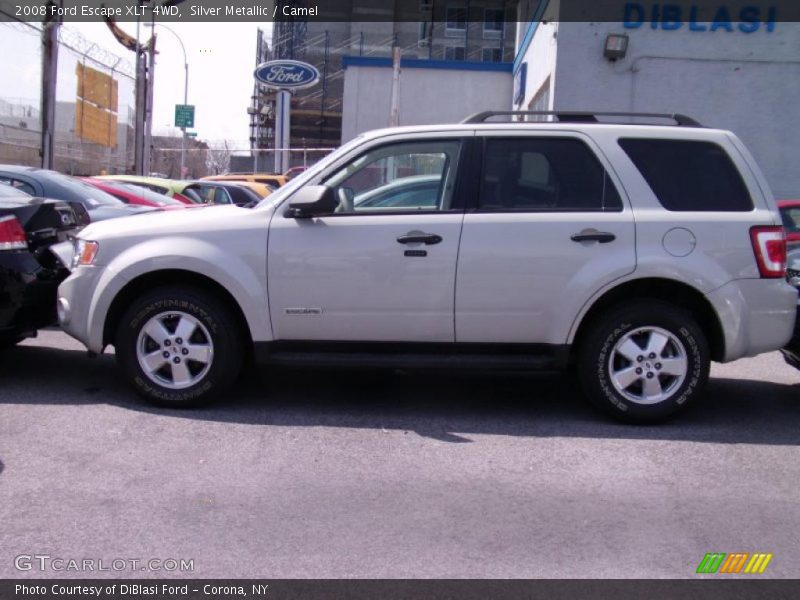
115, 286, 244, 407
578, 300, 709, 424
0, 336, 23, 349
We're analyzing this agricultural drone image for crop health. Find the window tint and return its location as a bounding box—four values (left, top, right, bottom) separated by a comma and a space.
479, 137, 622, 212
325, 140, 462, 213
213, 187, 232, 205
0, 177, 35, 196
113, 183, 184, 206
780, 206, 800, 234
53, 175, 124, 206
187, 185, 215, 204
619, 138, 753, 212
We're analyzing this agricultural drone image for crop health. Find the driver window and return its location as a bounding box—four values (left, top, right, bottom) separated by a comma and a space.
324, 140, 462, 213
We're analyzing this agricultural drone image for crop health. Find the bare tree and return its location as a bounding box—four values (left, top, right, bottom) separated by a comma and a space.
207, 140, 233, 175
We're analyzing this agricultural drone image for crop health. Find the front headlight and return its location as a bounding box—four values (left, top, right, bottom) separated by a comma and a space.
72, 239, 99, 269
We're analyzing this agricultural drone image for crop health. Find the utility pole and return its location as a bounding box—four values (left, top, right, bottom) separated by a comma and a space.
274, 90, 290, 174
133, 16, 146, 175
147, 23, 188, 177
144, 32, 156, 175
40, 1, 62, 170
389, 46, 401, 127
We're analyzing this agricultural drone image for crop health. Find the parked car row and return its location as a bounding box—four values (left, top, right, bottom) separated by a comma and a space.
0, 165, 156, 222
94, 175, 276, 207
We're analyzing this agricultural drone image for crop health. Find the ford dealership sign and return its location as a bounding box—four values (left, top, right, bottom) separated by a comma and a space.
254, 60, 320, 90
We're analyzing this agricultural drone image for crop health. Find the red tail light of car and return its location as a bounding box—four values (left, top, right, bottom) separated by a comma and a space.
750, 225, 786, 278
0, 215, 27, 250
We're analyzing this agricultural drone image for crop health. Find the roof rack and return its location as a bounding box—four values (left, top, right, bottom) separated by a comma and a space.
461, 111, 703, 127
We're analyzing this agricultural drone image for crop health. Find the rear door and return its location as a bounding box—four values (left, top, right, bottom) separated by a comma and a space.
455, 131, 636, 345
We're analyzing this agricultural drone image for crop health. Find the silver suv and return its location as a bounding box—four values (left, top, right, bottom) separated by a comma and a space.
57, 111, 797, 423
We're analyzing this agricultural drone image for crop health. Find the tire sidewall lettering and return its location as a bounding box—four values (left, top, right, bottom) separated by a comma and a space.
593, 315, 705, 416
126, 296, 222, 403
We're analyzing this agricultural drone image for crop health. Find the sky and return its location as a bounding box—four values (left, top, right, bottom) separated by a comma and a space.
0, 21, 264, 149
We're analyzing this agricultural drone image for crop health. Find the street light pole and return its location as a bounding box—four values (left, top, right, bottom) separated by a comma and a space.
146, 23, 188, 177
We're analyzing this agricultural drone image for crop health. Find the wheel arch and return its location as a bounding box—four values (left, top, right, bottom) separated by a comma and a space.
103, 269, 253, 351
570, 277, 726, 363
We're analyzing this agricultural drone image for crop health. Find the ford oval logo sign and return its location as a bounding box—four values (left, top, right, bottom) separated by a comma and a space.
254, 60, 320, 90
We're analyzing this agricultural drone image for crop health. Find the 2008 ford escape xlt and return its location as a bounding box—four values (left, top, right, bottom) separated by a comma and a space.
56, 112, 797, 423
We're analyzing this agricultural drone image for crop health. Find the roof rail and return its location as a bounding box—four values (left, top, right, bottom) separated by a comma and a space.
461, 111, 703, 127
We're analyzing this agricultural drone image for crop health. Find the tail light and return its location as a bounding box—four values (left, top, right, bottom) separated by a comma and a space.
750, 225, 786, 278
0, 215, 27, 250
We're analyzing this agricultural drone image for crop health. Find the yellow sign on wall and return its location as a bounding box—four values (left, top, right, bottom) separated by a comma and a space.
76, 63, 118, 112
74, 63, 118, 148
74, 99, 117, 148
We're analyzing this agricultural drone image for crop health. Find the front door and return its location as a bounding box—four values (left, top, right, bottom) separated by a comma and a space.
268, 137, 468, 342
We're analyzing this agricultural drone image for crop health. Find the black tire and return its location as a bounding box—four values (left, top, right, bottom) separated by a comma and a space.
115, 285, 244, 408
0, 337, 23, 348
578, 300, 709, 424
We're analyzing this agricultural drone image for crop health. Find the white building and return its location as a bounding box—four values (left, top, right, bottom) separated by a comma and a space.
341, 57, 513, 142
513, 1, 800, 198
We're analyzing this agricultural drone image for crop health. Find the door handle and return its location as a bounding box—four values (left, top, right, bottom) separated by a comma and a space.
570, 230, 616, 244
397, 232, 442, 245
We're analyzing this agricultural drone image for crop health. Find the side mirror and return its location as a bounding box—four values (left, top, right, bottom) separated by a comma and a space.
285, 185, 338, 218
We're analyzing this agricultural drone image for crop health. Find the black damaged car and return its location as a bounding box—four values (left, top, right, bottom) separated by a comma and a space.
0, 184, 86, 347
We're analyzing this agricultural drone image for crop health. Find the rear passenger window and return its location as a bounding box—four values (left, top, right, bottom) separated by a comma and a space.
479, 138, 622, 212
619, 138, 753, 212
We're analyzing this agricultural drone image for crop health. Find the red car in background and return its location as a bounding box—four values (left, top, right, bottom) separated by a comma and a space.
82, 178, 190, 210
778, 199, 800, 248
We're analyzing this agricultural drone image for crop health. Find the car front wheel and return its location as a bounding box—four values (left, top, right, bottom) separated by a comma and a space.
115, 286, 244, 407
578, 300, 710, 424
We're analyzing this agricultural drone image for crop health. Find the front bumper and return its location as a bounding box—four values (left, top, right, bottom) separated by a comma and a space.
57, 264, 110, 352
705, 278, 797, 362
780, 287, 800, 368
0, 251, 68, 340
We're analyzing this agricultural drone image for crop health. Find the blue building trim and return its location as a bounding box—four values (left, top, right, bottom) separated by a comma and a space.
513, 0, 550, 75
342, 55, 513, 73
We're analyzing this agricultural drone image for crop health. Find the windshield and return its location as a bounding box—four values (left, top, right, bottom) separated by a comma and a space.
255, 136, 365, 209
108, 182, 185, 206
55, 174, 125, 207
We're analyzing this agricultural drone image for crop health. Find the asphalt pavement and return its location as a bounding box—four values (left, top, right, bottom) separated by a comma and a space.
1, 330, 799, 579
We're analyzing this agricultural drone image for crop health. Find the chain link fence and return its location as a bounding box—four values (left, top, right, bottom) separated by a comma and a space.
0, 20, 136, 174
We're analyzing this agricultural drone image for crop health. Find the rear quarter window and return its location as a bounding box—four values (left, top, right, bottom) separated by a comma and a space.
780, 206, 800, 233
618, 138, 753, 212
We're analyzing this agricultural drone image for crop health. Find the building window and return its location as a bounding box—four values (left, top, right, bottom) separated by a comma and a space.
445, 6, 467, 36
482, 47, 502, 62
484, 8, 504, 38
418, 22, 429, 42
444, 46, 466, 61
